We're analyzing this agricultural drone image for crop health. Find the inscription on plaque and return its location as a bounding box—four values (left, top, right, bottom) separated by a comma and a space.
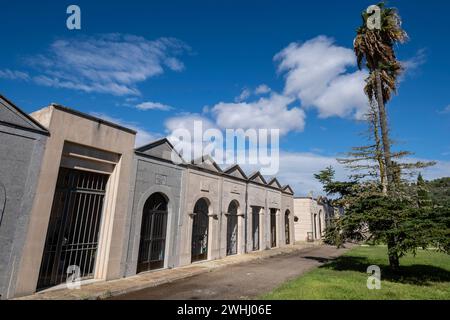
201, 181, 210, 192
155, 174, 167, 185
231, 185, 240, 194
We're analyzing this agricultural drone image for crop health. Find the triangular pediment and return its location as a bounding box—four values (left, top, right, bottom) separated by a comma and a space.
192, 155, 223, 173
268, 177, 282, 189
0, 95, 49, 134
135, 138, 184, 163
248, 171, 267, 185
224, 165, 247, 180
282, 185, 294, 195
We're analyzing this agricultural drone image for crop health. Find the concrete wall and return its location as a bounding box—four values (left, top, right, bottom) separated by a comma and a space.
281, 193, 295, 245
293, 198, 313, 242
246, 183, 267, 252
1, 98, 297, 298
178, 168, 222, 266
0, 124, 47, 299
124, 155, 184, 276
293, 197, 335, 242
13, 105, 135, 297
220, 177, 247, 257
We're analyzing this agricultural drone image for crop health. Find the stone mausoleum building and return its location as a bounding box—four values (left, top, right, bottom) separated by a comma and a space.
293, 196, 341, 242
0, 95, 295, 299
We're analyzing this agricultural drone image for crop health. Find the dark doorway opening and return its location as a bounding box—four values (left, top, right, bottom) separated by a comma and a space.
137, 193, 168, 273
191, 198, 209, 262
37, 168, 108, 290
285, 210, 290, 244
226, 201, 239, 256
251, 207, 260, 251
270, 208, 277, 248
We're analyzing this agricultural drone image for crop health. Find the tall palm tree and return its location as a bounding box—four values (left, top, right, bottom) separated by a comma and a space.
354, 2, 408, 192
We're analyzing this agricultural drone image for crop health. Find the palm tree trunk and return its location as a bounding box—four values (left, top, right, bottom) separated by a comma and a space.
370, 102, 388, 195
375, 70, 393, 190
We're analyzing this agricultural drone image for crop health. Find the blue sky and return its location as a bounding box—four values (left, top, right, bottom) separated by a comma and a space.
1, 0, 449, 195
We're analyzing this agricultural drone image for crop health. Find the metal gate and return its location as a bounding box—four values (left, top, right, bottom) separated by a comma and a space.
226, 201, 238, 256
37, 168, 108, 290
270, 209, 277, 248
137, 193, 168, 273
285, 211, 290, 244
251, 207, 260, 251
191, 199, 209, 262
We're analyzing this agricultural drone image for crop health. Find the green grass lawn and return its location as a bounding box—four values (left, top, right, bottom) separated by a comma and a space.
262, 245, 450, 300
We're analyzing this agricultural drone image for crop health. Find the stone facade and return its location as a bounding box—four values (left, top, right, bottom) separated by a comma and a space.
124, 140, 184, 276
293, 197, 337, 242
0, 96, 48, 299
13, 104, 136, 298
125, 140, 295, 276
0, 96, 296, 298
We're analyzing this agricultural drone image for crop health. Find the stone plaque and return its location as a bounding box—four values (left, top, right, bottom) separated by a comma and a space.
231, 185, 240, 194
155, 174, 167, 185
201, 181, 210, 192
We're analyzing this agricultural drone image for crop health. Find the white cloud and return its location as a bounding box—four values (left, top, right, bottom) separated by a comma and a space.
242, 151, 450, 197
438, 105, 450, 114
211, 93, 305, 135
275, 36, 368, 119
255, 84, 271, 95
165, 113, 217, 134
25, 34, 189, 96
135, 101, 173, 111
89, 112, 162, 147
235, 88, 251, 102
0, 69, 30, 81
408, 158, 450, 181
402, 48, 427, 76
165, 113, 219, 162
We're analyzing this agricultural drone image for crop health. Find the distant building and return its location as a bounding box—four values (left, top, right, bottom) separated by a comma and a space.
293, 196, 341, 242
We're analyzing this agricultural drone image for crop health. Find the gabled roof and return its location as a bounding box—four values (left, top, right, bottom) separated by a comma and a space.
267, 177, 282, 189
191, 154, 223, 173
248, 171, 267, 185
135, 138, 184, 164
282, 185, 295, 195
224, 164, 248, 180
0, 94, 49, 135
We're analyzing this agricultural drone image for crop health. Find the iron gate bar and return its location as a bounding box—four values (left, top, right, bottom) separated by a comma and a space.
285, 213, 290, 245
252, 207, 260, 251
226, 201, 238, 256
137, 193, 168, 273
191, 199, 209, 262
37, 168, 108, 290
270, 209, 277, 248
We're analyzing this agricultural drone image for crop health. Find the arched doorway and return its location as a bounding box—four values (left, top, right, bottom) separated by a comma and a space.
226, 200, 239, 256
191, 198, 209, 262
137, 192, 168, 273
285, 210, 290, 245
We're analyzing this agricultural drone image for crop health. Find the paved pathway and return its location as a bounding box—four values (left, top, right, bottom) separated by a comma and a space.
17, 243, 351, 300
111, 245, 351, 300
